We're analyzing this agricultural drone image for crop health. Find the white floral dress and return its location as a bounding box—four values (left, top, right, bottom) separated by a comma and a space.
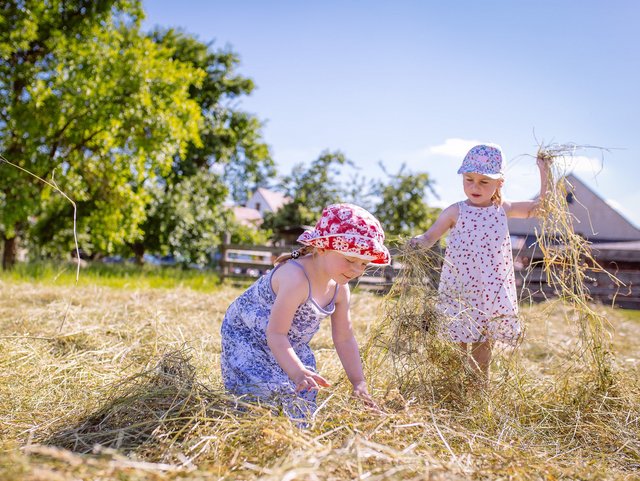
220, 260, 338, 418
437, 201, 520, 345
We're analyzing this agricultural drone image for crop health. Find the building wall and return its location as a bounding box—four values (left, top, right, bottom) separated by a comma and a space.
245, 191, 269, 217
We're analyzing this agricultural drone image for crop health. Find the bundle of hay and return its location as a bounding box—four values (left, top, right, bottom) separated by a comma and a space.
531, 143, 620, 388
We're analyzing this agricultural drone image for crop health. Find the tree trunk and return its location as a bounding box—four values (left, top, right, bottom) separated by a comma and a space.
131, 242, 145, 265
2, 235, 17, 271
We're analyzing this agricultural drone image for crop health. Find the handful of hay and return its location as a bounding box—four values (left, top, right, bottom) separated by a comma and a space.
366, 243, 469, 403
531, 143, 621, 388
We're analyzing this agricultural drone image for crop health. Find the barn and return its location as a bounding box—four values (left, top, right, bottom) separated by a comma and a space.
508, 174, 640, 308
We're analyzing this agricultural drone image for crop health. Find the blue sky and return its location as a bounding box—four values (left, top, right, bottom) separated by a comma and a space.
142, 0, 640, 228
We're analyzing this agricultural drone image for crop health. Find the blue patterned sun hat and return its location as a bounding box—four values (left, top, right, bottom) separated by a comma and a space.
457, 144, 504, 179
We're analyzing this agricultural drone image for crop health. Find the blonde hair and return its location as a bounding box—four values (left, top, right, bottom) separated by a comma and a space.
274, 245, 314, 266
491, 184, 503, 206
491, 177, 505, 206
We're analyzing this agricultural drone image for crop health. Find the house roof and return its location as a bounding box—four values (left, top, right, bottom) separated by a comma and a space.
255, 187, 290, 212
232, 206, 263, 226
508, 174, 640, 242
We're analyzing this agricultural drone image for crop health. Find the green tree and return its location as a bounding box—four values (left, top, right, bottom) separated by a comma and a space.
262, 150, 352, 234
139, 171, 229, 266
150, 29, 274, 202
372, 163, 440, 241
0, 1, 203, 268
128, 30, 274, 264
228, 222, 272, 246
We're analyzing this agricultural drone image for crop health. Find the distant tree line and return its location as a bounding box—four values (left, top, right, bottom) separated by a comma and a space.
0, 0, 439, 270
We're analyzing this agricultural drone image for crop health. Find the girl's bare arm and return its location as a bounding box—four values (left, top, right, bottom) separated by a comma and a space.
504, 155, 552, 219
411, 203, 459, 248
266, 266, 330, 390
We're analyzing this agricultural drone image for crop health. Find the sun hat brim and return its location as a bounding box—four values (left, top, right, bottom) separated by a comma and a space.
457, 166, 504, 179
297, 233, 391, 265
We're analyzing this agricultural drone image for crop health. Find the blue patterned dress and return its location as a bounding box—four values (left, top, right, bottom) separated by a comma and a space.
220, 260, 338, 418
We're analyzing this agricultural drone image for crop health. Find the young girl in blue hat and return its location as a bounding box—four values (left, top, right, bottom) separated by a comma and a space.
411, 144, 551, 380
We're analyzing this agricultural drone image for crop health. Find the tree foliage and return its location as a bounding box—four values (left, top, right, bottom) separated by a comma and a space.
134, 29, 275, 264
150, 29, 275, 204
262, 150, 352, 233
138, 171, 228, 264
0, 5, 275, 268
0, 0, 203, 267
372, 163, 441, 240
263, 154, 439, 244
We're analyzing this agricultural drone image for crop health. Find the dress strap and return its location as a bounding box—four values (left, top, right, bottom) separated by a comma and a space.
329, 282, 340, 304
288, 259, 313, 302
289, 259, 340, 313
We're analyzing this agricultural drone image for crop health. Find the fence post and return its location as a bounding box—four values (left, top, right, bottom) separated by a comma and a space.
220, 233, 232, 282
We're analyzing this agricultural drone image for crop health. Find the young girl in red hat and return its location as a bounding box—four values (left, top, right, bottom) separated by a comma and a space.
220, 203, 389, 419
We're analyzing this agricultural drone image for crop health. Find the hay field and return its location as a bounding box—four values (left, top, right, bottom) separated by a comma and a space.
1, 278, 639, 480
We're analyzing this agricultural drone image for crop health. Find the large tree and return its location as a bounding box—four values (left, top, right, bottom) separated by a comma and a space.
0, 1, 204, 268
130, 30, 275, 265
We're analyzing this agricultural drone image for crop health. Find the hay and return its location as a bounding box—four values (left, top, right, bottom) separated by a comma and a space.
529, 143, 621, 388
45, 349, 237, 457
359, 143, 640, 478
365, 245, 470, 404
0, 279, 638, 479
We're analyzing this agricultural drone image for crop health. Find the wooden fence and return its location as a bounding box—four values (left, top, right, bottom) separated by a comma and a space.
512, 244, 640, 309
219, 243, 400, 292
219, 243, 640, 308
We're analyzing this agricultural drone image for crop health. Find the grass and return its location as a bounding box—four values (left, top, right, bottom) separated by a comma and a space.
0, 260, 223, 292
617, 309, 640, 323
0, 277, 638, 480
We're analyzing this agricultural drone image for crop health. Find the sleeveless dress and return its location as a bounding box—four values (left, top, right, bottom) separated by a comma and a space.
220, 259, 338, 418
437, 201, 520, 345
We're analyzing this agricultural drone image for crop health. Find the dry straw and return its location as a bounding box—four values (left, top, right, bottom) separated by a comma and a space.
370, 142, 622, 395
361, 142, 639, 475
1, 145, 639, 479
529, 143, 621, 388
1, 281, 638, 479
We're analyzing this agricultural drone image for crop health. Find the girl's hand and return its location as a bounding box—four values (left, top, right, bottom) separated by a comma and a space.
352, 381, 383, 413
294, 369, 331, 392
408, 235, 424, 249
537, 152, 553, 169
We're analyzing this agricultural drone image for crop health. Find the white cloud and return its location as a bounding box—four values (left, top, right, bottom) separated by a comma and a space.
373, 138, 486, 204
554, 154, 605, 175
379, 138, 483, 167
426, 138, 483, 158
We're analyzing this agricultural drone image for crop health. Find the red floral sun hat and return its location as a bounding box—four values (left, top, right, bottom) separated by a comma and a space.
297, 203, 390, 265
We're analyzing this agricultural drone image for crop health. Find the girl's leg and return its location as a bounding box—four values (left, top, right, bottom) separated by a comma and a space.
457, 342, 475, 376
470, 341, 492, 378
457, 342, 468, 363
